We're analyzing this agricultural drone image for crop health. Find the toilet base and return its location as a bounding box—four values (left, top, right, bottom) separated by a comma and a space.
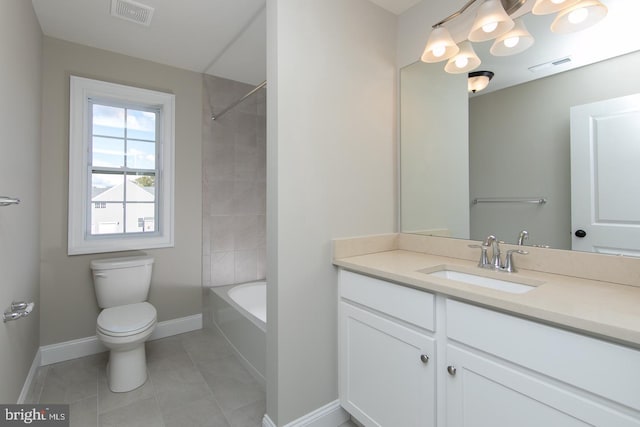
107, 344, 148, 393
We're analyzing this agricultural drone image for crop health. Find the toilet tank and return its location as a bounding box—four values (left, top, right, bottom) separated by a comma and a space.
90, 255, 154, 308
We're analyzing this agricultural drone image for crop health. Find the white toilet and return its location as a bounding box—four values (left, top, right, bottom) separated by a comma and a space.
90, 255, 157, 393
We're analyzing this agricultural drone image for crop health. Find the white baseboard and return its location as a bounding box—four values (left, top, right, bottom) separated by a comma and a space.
263, 415, 276, 427
149, 313, 203, 341
40, 313, 202, 366
17, 348, 42, 404
40, 335, 107, 366
262, 400, 349, 427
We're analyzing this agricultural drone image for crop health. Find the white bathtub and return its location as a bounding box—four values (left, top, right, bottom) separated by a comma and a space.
210, 281, 266, 386
228, 281, 267, 325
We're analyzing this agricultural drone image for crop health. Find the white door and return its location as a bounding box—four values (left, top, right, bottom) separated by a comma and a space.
570, 93, 640, 255
339, 302, 436, 427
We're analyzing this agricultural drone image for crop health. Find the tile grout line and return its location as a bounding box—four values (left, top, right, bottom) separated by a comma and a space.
146, 366, 167, 427
35, 366, 49, 404
95, 363, 99, 427
182, 337, 234, 427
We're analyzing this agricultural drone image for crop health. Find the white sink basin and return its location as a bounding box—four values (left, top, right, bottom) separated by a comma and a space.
422, 268, 539, 294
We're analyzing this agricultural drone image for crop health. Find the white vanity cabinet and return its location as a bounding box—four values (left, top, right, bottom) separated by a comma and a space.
338, 270, 640, 427
445, 300, 640, 427
338, 270, 437, 427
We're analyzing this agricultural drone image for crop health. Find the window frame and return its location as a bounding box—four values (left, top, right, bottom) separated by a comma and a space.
68, 76, 175, 255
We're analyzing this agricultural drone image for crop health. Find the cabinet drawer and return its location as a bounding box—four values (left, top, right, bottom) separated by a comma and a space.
446, 299, 640, 412
339, 270, 435, 331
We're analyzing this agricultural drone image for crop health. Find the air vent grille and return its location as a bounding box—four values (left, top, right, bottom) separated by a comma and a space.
111, 0, 154, 26
528, 56, 572, 73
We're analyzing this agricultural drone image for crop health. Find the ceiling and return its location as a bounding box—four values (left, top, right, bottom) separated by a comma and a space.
31, 0, 417, 87
32, 0, 268, 85
32, 0, 640, 92
369, 0, 423, 15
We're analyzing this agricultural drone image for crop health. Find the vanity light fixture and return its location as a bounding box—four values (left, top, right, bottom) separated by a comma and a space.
490, 17, 535, 56
468, 0, 515, 42
468, 71, 495, 93
421, 26, 459, 62
532, 0, 581, 15
550, 0, 608, 33
445, 41, 482, 73
421, 0, 607, 74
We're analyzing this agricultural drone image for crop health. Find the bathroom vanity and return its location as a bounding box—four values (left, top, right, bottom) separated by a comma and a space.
334, 234, 640, 427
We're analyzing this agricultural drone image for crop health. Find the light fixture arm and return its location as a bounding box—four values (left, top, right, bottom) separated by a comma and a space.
432, 0, 527, 28
433, 0, 481, 28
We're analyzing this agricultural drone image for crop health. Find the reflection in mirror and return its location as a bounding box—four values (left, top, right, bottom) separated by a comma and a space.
469, 53, 640, 249
400, 62, 469, 239
400, 0, 640, 252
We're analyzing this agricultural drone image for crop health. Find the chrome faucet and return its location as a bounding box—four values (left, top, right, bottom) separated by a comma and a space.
469, 234, 528, 272
503, 249, 528, 272
483, 235, 502, 269
517, 230, 529, 246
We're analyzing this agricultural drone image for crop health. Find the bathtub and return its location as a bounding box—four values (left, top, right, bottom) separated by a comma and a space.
228, 282, 266, 325
209, 281, 266, 386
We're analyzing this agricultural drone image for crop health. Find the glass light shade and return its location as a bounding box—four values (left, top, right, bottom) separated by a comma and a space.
468, 0, 515, 42
421, 26, 459, 63
445, 41, 481, 74
468, 71, 495, 93
532, 0, 581, 15
551, 0, 607, 33
490, 17, 535, 56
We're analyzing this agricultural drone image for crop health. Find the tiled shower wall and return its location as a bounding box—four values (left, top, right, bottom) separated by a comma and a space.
202, 75, 266, 287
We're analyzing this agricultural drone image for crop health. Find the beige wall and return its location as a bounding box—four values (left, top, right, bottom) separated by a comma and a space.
266, 0, 397, 424
469, 51, 640, 248
40, 37, 203, 345
0, 0, 42, 403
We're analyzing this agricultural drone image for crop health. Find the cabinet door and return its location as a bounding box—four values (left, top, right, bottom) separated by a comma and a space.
339, 302, 436, 427
446, 344, 640, 427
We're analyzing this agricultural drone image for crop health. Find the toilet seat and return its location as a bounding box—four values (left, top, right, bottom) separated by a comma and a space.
97, 302, 157, 337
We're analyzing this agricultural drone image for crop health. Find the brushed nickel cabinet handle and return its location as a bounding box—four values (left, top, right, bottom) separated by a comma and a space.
447, 365, 457, 376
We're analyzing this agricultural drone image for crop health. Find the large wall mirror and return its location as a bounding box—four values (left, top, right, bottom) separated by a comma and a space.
400, 0, 640, 253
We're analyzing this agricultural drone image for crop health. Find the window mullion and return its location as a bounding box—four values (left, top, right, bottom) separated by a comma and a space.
123, 107, 128, 234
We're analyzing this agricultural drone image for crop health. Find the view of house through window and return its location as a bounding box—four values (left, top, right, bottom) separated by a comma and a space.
90, 102, 159, 236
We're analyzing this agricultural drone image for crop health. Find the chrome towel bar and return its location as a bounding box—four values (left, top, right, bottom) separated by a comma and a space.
472, 197, 547, 205
0, 196, 20, 207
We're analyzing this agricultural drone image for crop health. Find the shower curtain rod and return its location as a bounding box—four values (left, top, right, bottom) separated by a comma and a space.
211, 80, 267, 121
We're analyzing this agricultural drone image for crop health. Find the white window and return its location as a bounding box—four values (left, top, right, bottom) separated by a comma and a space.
68, 76, 175, 255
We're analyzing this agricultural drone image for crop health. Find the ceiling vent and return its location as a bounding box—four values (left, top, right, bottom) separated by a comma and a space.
528, 56, 572, 73
111, 0, 154, 26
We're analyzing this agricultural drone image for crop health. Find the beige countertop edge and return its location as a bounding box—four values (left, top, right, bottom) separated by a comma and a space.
333, 251, 640, 349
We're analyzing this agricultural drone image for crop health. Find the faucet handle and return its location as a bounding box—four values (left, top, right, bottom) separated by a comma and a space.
508, 249, 529, 255
504, 249, 528, 273
468, 244, 490, 268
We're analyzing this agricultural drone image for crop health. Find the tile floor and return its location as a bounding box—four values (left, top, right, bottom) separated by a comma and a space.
26, 326, 357, 427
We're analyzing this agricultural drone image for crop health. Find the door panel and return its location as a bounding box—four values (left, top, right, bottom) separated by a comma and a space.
339, 302, 435, 427
571, 93, 640, 254
446, 344, 640, 427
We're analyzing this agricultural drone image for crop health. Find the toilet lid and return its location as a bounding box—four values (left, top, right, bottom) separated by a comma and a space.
97, 302, 157, 337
